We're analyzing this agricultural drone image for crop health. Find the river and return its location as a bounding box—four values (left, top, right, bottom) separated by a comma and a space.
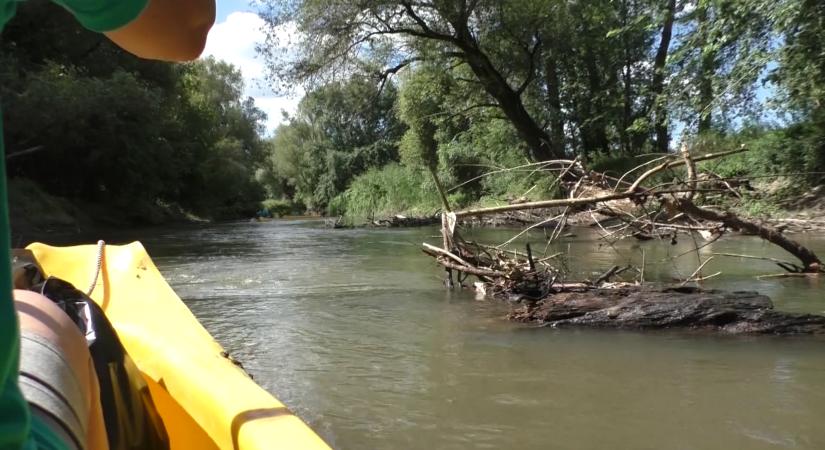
47, 220, 825, 449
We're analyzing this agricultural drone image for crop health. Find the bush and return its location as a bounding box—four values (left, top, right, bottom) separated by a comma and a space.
694, 126, 825, 190
7, 178, 79, 228
328, 164, 440, 221
588, 153, 663, 180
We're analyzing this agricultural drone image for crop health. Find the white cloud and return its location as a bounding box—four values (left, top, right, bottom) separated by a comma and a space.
202, 12, 301, 135
254, 95, 302, 125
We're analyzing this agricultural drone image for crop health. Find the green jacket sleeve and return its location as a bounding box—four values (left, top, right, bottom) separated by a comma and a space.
0, 0, 18, 30
53, 0, 148, 32
0, 115, 34, 449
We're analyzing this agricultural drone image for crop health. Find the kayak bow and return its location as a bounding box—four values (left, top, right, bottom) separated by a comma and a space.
27, 241, 330, 450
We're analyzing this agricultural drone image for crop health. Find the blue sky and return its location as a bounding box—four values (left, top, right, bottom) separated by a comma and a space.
216, 0, 257, 21
204, 1, 299, 135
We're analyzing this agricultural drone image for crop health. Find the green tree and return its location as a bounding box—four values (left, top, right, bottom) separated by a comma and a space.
396, 66, 453, 210
261, 77, 403, 212
258, 0, 568, 161
2, 1, 269, 222
258, 0, 691, 160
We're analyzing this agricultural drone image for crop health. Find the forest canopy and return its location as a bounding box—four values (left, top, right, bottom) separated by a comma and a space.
2, 1, 267, 223
256, 0, 825, 219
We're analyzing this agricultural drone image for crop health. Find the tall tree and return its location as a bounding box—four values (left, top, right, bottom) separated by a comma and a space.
670, 0, 776, 135
258, 0, 565, 161
2, 1, 269, 221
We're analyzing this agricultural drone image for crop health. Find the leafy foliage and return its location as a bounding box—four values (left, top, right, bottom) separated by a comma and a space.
252, 0, 825, 220
5, 0, 825, 226
327, 164, 440, 221
259, 77, 404, 212
1, 2, 267, 221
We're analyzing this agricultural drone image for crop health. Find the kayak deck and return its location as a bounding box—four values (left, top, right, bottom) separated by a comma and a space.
27, 241, 330, 450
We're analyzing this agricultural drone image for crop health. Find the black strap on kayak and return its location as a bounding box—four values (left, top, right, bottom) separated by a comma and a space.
33, 277, 170, 450
13, 255, 171, 450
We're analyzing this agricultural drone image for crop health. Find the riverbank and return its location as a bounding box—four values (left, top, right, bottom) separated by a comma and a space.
8, 177, 208, 242
12, 170, 825, 237
349, 203, 825, 236
349, 181, 825, 234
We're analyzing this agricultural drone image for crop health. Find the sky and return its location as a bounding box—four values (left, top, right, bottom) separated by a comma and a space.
203, 1, 299, 135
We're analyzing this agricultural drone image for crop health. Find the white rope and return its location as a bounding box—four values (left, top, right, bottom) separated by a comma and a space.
86, 240, 105, 296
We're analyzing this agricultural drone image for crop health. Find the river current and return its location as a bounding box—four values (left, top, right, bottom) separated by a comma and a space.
39, 220, 825, 449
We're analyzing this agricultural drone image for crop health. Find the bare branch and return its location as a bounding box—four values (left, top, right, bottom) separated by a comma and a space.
675, 198, 822, 273
628, 146, 748, 193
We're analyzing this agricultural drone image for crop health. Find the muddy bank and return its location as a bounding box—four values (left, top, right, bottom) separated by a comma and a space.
509, 286, 825, 334
764, 210, 825, 234
8, 177, 208, 243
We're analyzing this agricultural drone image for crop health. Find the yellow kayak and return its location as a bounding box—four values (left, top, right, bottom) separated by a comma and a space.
27, 241, 331, 450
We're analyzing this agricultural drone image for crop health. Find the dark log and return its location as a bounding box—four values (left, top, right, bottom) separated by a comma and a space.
509, 287, 825, 334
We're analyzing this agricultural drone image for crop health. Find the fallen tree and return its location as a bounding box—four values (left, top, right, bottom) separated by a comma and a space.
420, 145, 824, 334
673, 198, 821, 272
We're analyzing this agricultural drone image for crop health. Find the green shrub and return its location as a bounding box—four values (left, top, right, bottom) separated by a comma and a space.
588, 153, 662, 180
7, 178, 79, 227
695, 127, 824, 187
329, 164, 441, 221
738, 198, 781, 218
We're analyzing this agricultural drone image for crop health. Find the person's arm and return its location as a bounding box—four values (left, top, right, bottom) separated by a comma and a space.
104, 0, 215, 62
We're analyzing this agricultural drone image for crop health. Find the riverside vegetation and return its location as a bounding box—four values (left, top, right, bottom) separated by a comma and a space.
255, 0, 825, 225
3, 0, 825, 232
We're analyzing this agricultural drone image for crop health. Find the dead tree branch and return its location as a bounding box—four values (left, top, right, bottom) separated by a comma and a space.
674, 199, 822, 273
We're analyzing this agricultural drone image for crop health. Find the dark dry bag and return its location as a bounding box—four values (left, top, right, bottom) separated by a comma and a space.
31, 276, 170, 450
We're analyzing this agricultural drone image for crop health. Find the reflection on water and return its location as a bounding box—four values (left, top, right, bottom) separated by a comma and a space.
42, 220, 825, 449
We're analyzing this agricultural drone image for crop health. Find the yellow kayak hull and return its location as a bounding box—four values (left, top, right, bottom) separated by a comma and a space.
27, 241, 330, 450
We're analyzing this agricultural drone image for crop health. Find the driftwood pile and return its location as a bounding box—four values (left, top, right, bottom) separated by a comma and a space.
421, 146, 825, 334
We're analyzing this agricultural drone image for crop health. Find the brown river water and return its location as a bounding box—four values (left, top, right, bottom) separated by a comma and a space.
31, 220, 825, 449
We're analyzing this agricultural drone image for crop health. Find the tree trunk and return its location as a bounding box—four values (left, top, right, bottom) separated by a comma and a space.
544, 49, 565, 158
697, 3, 715, 133
400, 6, 563, 163
457, 44, 560, 161
581, 29, 610, 155
620, 0, 632, 154
651, 0, 676, 152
